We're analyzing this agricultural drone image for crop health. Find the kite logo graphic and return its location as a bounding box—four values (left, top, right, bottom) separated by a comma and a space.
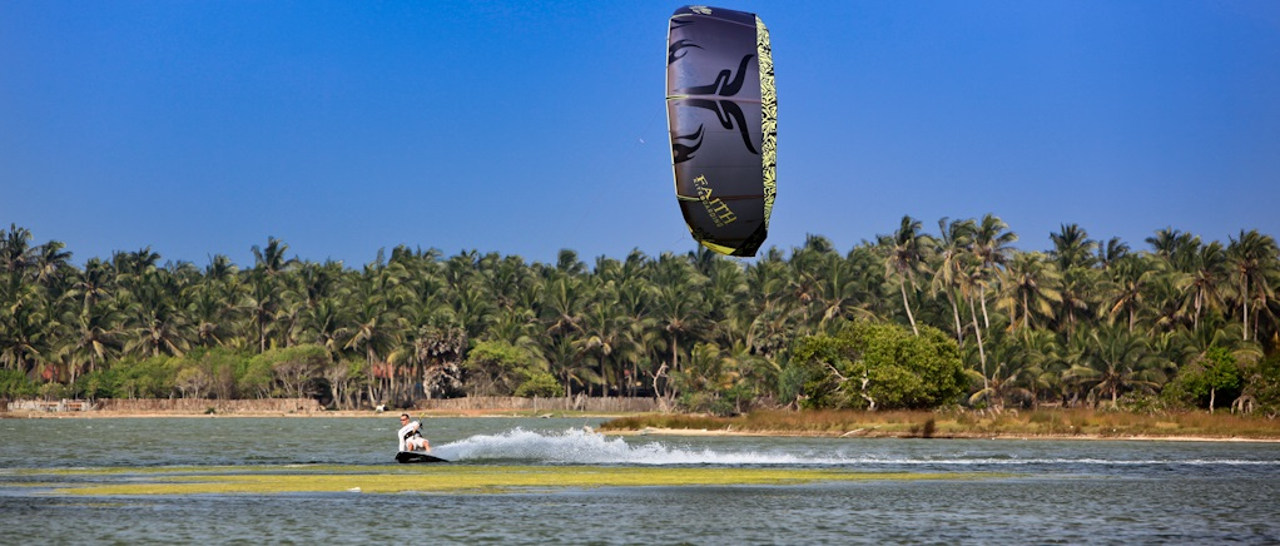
672, 125, 704, 164
693, 174, 737, 226
668, 39, 702, 64
678, 55, 759, 155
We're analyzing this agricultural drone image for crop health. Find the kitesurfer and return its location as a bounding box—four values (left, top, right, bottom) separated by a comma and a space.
398, 413, 431, 453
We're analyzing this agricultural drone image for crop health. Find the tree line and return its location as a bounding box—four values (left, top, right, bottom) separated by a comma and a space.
2, 217, 1278, 415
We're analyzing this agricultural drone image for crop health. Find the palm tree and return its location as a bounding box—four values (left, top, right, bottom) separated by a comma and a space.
555, 249, 588, 276
545, 335, 595, 397
1050, 223, 1098, 271
931, 217, 975, 343
0, 293, 45, 372
112, 247, 161, 280
71, 258, 115, 312
1097, 237, 1131, 271
305, 299, 350, 361
350, 257, 414, 404
743, 251, 798, 359
957, 260, 990, 369
57, 303, 122, 382
451, 284, 496, 342
967, 332, 1036, 410
971, 214, 1018, 330
1226, 229, 1279, 341
1181, 241, 1228, 330
812, 251, 875, 331
543, 275, 589, 338
698, 252, 747, 337
881, 216, 932, 336
123, 303, 190, 358
653, 282, 705, 375
1055, 265, 1098, 336
345, 302, 402, 405
1063, 324, 1161, 407
121, 269, 191, 358
251, 237, 295, 277
31, 240, 72, 288
0, 224, 35, 275
579, 291, 639, 397
1016, 328, 1066, 407
187, 288, 232, 348
997, 252, 1062, 332
244, 275, 281, 353
1145, 228, 1198, 271
485, 254, 532, 312
1106, 255, 1156, 333
1146, 272, 1187, 332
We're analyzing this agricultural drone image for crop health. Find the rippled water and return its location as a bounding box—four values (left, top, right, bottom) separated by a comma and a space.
2, 416, 1278, 544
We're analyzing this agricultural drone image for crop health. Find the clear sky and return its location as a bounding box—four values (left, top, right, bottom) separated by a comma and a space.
3, 1, 1278, 268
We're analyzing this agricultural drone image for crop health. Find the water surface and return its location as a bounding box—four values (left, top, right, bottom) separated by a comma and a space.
2, 417, 1277, 544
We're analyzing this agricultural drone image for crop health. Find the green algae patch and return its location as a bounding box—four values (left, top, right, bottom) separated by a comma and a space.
36, 465, 995, 496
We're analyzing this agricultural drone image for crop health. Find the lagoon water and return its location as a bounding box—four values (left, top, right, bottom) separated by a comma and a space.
2, 416, 1278, 544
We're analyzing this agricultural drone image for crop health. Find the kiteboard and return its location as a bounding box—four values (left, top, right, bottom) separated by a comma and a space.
396, 451, 449, 464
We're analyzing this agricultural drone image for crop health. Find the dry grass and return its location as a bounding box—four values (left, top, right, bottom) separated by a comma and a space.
599, 408, 1280, 440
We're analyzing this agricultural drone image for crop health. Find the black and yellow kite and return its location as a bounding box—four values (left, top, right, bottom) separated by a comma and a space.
666, 5, 777, 257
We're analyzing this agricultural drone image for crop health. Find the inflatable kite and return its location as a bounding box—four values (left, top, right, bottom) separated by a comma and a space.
666, 5, 776, 257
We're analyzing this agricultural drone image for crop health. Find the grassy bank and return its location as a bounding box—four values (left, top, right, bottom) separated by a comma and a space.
598, 409, 1280, 440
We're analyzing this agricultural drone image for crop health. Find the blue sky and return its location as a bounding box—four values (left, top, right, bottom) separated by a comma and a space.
3, 1, 1278, 267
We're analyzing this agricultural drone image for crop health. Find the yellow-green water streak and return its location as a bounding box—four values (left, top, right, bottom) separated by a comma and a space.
21, 465, 1000, 496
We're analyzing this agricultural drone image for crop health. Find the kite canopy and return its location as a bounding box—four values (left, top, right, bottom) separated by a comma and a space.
666, 5, 776, 257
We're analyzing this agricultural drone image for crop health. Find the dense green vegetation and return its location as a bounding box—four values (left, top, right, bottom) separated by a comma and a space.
2, 217, 1279, 415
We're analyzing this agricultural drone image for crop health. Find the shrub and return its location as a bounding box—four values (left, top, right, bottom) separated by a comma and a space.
1242, 353, 1280, 415
791, 320, 967, 410
464, 340, 552, 397
1163, 347, 1242, 411
515, 371, 564, 398
0, 369, 36, 399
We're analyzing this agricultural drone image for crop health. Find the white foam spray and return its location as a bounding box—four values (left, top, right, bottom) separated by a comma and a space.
432, 427, 807, 465
429, 428, 1280, 468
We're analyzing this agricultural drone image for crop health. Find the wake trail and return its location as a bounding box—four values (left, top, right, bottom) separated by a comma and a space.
432, 428, 806, 465
429, 428, 1280, 468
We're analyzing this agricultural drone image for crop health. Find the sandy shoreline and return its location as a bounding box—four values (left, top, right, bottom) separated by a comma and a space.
6, 408, 1279, 443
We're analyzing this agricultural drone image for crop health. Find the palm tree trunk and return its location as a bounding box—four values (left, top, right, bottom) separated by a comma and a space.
899, 280, 919, 336
1242, 276, 1250, 341
258, 316, 267, 353
947, 290, 963, 343
671, 335, 680, 372
1193, 292, 1202, 330
1022, 293, 1030, 331
980, 285, 992, 330
968, 294, 986, 369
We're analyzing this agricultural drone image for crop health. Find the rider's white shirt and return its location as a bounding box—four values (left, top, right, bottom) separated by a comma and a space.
398, 421, 422, 451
